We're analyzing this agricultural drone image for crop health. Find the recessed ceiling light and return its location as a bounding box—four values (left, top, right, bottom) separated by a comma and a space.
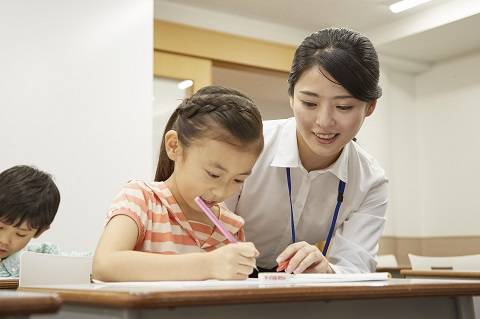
389, 0, 433, 13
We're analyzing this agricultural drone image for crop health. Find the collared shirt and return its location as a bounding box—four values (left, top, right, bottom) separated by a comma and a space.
225, 118, 388, 273
107, 181, 245, 254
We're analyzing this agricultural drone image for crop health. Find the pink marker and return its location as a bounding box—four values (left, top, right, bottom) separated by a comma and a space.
194, 196, 258, 272
194, 196, 237, 243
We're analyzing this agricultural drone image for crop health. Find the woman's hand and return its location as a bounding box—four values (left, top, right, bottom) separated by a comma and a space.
208, 242, 259, 280
276, 241, 333, 274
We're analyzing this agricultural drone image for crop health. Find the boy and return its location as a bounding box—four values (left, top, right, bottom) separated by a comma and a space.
0, 165, 60, 277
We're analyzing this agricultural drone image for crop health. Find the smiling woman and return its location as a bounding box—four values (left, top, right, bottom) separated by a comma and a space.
225, 27, 388, 276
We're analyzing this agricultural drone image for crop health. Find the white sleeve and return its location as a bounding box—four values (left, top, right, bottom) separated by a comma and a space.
328, 179, 388, 274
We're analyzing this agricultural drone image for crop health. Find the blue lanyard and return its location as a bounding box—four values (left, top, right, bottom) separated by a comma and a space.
285, 167, 346, 256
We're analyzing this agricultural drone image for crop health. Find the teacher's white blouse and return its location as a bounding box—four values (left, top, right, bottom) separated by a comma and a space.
225, 117, 388, 273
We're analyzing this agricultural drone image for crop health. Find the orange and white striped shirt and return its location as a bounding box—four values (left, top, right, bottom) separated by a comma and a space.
106, 181, 245, 254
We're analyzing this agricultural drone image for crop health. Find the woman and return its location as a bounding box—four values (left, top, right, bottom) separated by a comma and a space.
226, 27, 387, 274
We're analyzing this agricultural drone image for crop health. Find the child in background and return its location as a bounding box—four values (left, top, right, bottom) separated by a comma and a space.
93, 86, 264, 281
0, 165, 61, 277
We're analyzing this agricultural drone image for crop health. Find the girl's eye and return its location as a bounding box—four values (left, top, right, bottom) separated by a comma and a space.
233, 179, 245, 184
206, 171, 220, 179
301, 100, 316, 108
337, 105, 353, 111
16, 233, 27, 238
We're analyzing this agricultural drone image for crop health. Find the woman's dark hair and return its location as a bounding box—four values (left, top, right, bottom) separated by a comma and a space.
155, 85, 263, 182
288, 27, 382, 102
0, 165, 60, 233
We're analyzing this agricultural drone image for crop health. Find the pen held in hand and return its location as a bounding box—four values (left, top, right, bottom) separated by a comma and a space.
277, 257, 292, 272
194, 196, 258, 272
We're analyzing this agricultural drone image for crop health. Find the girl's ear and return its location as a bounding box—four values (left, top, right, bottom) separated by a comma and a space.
366, 100, 377, 117
164, 130, 181, 161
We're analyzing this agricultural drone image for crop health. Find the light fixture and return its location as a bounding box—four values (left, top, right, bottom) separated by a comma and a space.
177, 80, 193, 90
389, 0, 433, 13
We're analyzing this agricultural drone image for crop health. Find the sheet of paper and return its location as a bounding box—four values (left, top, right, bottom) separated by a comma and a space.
84, 272, 391, 292
19, 251, 92, 287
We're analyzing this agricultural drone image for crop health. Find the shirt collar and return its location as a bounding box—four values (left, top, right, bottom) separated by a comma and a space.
270, 117, 350, 183
1, 250, 21, 277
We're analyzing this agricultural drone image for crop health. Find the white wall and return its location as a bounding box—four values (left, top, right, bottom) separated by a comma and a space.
0, 0, 153, 251
416, 52, 480, 236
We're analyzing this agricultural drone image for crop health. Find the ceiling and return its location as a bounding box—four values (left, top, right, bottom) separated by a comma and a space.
155, 0, 480, 70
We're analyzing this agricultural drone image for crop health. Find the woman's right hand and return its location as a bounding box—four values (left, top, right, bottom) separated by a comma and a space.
208, 242, 259, 280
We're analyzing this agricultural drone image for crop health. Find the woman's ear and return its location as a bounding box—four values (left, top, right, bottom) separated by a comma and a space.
366, 100, 377, 117
164, 130, 182, 161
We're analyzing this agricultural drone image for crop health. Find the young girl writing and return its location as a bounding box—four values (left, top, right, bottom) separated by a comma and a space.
93, 86, 264, 281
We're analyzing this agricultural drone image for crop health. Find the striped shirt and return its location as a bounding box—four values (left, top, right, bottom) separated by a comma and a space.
106, 181, 245, 254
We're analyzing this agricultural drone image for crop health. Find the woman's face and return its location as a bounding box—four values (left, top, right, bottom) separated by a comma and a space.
290, 66, 376, 170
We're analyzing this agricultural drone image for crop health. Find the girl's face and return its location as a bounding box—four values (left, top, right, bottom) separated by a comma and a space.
165, 132, 260, 215
290, 66, 376, 171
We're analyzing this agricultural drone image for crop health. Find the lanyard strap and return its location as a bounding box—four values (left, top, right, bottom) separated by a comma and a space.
286, 168, 296, 243
285, 168, 346, 256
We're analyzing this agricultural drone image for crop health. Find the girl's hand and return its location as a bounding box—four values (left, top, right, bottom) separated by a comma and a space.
276, 241, 333, 274
208, 242, 259, 280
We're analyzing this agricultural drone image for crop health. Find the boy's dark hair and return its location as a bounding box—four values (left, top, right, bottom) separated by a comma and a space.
288, 27, 382, 102
0, 165, 60, 233
155, 85, 264, 182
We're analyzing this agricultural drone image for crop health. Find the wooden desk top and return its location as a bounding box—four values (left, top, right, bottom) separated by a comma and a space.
20, 279, 480, 309
0, 290, 61, 316
401, 270, 480, 279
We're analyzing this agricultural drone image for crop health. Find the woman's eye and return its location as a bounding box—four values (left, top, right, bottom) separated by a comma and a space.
301, 100, 316, 108
337, 105, 353, 111
233, 179, 245, 184
16, 233, 27, 238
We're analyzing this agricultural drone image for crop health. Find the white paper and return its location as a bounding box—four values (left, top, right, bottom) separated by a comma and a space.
19, 251, 92, 287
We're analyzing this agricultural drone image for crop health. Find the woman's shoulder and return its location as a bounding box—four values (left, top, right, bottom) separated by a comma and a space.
348, 141, 387, 183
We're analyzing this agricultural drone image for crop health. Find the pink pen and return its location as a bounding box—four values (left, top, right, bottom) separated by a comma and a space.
194, 196, 237, 243
194, 196, 258, 271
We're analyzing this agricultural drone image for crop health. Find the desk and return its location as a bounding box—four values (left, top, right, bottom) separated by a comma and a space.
0, 290, 61, 318
20, 278, 480, 319
401, 270, 480, 280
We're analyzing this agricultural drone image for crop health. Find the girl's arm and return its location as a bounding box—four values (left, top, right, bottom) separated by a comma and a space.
92, 215, 258, 281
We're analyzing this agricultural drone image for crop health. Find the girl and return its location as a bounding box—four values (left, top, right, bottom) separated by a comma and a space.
226, 28, 388, 275
93, 86, 263, 281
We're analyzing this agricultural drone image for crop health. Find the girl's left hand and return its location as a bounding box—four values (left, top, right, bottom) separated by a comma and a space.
276, 241, 333, 274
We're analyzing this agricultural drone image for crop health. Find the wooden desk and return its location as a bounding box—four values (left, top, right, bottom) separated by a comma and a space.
20, 278, 480, 319
401, 270, 480, 280
0, 290, 61, 318
0, 278, 19, 289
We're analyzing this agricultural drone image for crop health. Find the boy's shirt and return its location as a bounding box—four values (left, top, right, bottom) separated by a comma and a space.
0, 242, 59, 277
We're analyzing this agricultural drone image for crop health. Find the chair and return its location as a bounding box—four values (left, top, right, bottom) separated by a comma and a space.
408, 254, 480, 271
